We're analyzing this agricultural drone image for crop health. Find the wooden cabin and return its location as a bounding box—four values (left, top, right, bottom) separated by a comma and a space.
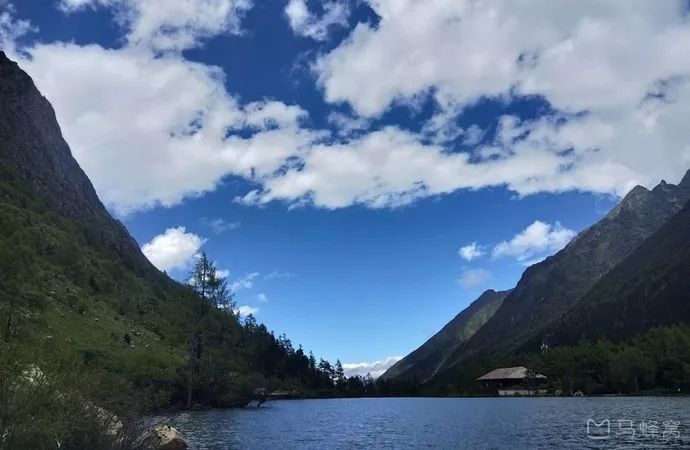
476, 366, 548, 396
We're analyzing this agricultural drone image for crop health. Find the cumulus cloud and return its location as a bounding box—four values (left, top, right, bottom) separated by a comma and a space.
492, 221, 576, 262
237, 124, 590, 208
284, 0, 350, 41
235, 305, 259, 316
230, 272, 260, 291
327, 111, 370, 136
13, 44, 315, 215
343, 356, 402, 378
458, 268, 491, 289
458, 242, 484, 262
59, 0, 253, 51
314, 0, 690, 194
141, 227, 205, 271
5, 1, 690, 214
201, 217, 241, 234
0, 2, 33, 52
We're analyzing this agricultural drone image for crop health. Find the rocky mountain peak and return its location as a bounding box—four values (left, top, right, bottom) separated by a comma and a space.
0, 51, 158, 277
680, 169, 690, 188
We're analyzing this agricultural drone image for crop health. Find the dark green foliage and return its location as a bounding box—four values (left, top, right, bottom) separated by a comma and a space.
0, 143, 353, 419
529, 325, 690, 395
387, 324, 690, 397
544, 202, 690, 347
417, 177, 690, 387
0, 51, 370, 449
0, 341, 141, 450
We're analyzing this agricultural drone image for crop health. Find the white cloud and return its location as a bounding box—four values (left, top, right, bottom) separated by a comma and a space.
458, 242, 484, 262
59, 0, 253, 51
327, 111, 369, 136
5, 1, 690, 215
263, 270, 295, 280
457, 268, 491, 289
421, 104, 465, 144
13, 43, 315, 215
216, 269, 230, 279
285, 0, 349, 41
230, 272, 260, 291
255, 292, 268, 302
314, 0, 690, 194
462, 125, 485, 146
492, 221, 576, 262
343, 356, 402, 378
0, 2, 33, 52
235, 305, 259, 316
237, 126, 575, 208
201, 217, 241, 234
141, 226, 205, 271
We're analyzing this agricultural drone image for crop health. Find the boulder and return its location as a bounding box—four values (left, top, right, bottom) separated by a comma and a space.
140, 425, 187, 450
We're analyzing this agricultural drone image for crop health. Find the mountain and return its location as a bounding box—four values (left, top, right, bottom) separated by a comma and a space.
381, 289, 511, 382
0, 51, 154, 276
0, 50, 199, 375
545, 200, 690, 346
0, 50, 345, 426
386, 171, 690, 386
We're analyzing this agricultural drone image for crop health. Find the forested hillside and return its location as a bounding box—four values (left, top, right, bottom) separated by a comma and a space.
0, 51, 373, 447
413, 196, 690, 395
381, 289, 511, 383
545, 201, 690, 346
391, 173, 690, 389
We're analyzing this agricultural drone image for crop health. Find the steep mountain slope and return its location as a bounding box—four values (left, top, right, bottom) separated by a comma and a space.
421, 173, 690, 384
0, 50, 202, 383
381, 289, 511, 382
0, 51, 156, 277
0, 51, 339, 412
545, 201, 690, 346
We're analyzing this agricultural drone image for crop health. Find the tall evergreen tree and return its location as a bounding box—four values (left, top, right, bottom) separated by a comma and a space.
334, 359, 346, 389
184, 251, 236, 408
188, 251, 234, 309
308, 351, 316, 372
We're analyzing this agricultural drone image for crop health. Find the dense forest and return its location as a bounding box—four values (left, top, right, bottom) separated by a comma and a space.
0, 161, 376, 448
379, 324, 690, 397
0, 52, 388, 447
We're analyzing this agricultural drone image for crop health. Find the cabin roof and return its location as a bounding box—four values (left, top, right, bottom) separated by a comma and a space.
476, 366, 547, 381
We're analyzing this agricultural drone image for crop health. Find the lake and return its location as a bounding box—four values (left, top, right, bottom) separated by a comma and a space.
160, 397, 690, 449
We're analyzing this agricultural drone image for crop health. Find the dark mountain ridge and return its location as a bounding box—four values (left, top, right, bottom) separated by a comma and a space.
427, 172, 690, 383
383, 168, 690, 386
0, 50, 157, 278
382, 289, 511, 382
545, 200, 690, 346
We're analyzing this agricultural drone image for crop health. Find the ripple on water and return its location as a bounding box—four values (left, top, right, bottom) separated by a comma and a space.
155, 397, 690, 449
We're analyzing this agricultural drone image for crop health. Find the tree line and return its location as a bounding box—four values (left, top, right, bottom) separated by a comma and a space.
381, 324, 690, 397
180, 251, 379, 406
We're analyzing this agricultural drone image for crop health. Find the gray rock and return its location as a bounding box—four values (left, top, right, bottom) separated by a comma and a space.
139, 425, 188, 450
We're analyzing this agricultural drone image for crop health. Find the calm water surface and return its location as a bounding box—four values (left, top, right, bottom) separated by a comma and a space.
161, 397, 690, 449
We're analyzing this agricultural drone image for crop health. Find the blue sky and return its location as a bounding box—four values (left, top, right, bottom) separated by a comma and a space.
2, 0, 689, 375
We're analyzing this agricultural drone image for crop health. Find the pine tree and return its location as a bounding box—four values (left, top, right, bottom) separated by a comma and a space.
334, 359, 345, 389
188, 251, 234, 309
308, 351, 316, 372
184, 251, 236, 408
